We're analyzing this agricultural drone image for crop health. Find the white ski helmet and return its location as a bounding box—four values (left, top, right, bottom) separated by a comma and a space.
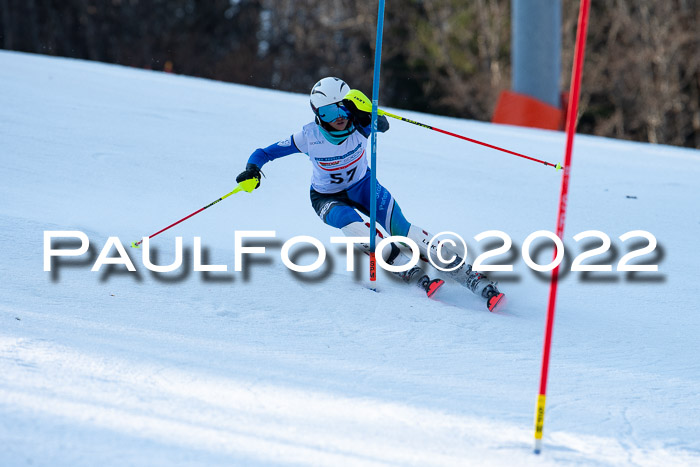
310, 77, 349, 116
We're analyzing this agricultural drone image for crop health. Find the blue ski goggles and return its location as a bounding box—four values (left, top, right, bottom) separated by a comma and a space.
316, 102, 350, 123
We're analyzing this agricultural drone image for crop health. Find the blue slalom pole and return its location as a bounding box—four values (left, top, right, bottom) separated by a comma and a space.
369, 0, 386, 283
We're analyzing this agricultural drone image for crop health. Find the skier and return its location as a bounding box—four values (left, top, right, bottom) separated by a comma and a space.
235, 77, 505, 311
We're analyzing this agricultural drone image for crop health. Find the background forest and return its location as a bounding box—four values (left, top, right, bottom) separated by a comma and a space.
1, 0, 697, 147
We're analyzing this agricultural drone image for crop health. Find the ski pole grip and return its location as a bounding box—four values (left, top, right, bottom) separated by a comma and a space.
344, 89, 373, 113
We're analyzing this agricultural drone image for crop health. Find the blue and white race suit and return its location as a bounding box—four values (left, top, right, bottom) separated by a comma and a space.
246, 119, 411, 236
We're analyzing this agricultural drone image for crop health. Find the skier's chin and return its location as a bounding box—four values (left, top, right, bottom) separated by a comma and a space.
329, 119, 348, 130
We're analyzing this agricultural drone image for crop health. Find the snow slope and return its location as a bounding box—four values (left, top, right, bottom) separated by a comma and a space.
1, 50, 699, 466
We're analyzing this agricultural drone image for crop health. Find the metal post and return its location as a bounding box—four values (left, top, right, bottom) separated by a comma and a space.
512, 0, 562, 107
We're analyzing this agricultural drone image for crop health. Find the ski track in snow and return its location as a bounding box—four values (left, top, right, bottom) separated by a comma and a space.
1, 50, 700, 466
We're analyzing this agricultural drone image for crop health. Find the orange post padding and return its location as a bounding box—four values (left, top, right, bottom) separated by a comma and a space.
492, 90, 563, 130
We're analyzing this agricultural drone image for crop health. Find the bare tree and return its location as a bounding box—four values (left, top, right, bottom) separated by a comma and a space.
0, 0, 697, 147
563, 0, 699, 147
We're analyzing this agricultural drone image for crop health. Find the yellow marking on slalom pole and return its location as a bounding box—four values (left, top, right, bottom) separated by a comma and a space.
534, 394, 546, 439
533, 394, 546, 453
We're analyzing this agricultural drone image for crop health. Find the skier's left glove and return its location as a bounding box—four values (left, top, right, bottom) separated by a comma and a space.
236, 163, 262, 189
343, 96, 372, 127
342, 90, 390, 132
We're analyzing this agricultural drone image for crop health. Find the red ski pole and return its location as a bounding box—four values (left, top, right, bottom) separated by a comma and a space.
130, 179, 258, 248
381, 109, 563, 170
343, 90, 563, 170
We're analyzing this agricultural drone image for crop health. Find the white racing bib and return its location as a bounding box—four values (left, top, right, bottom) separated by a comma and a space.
293, 122, 368, 193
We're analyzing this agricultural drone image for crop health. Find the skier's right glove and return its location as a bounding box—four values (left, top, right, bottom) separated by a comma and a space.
236, 163, 262, 189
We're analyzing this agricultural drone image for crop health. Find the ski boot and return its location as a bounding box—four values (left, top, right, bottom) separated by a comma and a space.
483, 283, 506, 312
395, 266, 445, 298
464, 265, 506, 312
446, 262, 506, 311
417, 274, 446, 298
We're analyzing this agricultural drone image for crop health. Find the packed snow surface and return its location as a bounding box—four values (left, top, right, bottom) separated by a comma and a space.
1, 51, 699, 466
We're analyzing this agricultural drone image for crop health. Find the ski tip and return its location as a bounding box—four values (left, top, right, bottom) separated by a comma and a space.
487, 292, 506, 312
130, 241, 141, 249
426, 279, 445, 298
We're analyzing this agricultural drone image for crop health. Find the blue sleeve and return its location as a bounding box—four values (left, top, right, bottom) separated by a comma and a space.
357, 124, 371, 138
247, 136, 301, 168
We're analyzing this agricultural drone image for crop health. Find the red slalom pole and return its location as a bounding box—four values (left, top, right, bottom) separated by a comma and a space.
380, 109, 563, 170
533, 0, 590, 454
